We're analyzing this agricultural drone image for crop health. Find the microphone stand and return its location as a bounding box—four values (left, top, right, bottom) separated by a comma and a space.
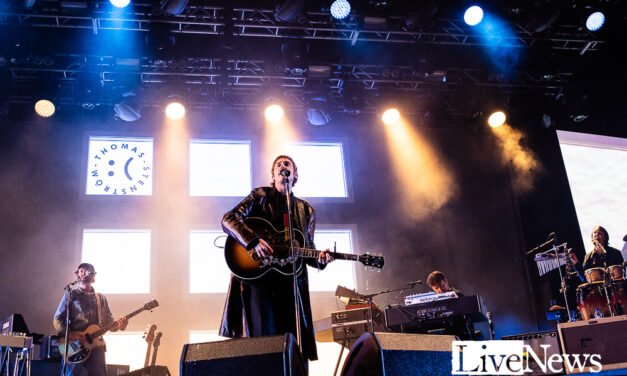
61, 280, 77, 376
283, 175, 302, 352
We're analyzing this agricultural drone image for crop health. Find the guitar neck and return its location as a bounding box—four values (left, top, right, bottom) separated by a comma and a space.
151, 346, 159, 366
296, 248, 358, 262
93, 307, 146, 338
144, 344, 152, 368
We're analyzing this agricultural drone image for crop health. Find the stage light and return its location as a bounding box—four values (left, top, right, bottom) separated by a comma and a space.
161, 0, 189, 15
382, 108, 400, 125
34, 99, 55, 118
585, 12, 605, 31
265, 104, 284, 122
110, 0, 130, 8
330, 0, 351, 20
165, 101, 185, 120
464, 5, 484, 26
275, 0, 304, 22
488, 111, 506, 128
114, 92, 141, 122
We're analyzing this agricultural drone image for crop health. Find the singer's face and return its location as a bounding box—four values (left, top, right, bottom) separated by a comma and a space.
272, 157, 296, 193
591, 227, 606, 246
76, 267, 95, 283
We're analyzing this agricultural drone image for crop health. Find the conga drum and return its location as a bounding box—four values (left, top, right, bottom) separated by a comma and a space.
576, 282, 611, 320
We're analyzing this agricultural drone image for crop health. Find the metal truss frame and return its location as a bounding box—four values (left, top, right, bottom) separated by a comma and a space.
0, 3, 602, 53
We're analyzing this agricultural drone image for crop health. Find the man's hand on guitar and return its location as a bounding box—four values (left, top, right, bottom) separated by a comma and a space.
253, 238, 274, 259
69, 332, 86, 344
318, 249, 334, 265
116, 317, 128, 331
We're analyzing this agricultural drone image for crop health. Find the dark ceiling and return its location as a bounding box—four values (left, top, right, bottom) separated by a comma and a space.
0, 0, 625, 136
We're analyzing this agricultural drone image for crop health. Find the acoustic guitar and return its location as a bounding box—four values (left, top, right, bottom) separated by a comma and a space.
224, 217, 385, 280
59, 299, 159, 364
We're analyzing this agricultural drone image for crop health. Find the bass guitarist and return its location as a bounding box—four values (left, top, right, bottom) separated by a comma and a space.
54, 263, 128, 375
219, 155, 333, 364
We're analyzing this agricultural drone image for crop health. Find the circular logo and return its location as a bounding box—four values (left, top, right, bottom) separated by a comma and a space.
87, 138, 153, 195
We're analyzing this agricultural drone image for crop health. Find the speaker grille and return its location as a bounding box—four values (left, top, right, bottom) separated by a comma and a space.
182, 335, 287, 361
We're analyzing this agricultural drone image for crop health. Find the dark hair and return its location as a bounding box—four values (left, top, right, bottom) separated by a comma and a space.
77, 263, 95, 273
270, 155, 298, 186
591, 226, 609, 246
76, 263, 96, 283
427, 271, 447, 287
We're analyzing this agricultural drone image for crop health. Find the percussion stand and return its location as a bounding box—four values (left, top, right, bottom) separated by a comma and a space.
553, 243, 575, 321
597, 243, 616, 317
602, 269, 616, 317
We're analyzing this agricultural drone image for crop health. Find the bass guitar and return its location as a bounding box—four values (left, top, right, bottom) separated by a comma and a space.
143, 324, 157, 368
59, 299, 159, 364
224, 217, 384, 280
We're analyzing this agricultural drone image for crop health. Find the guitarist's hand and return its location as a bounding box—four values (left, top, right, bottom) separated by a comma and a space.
69, 332, 86, 344
318, 249, 334, 265
116, 317, 128, 331
253, 239, 274, 259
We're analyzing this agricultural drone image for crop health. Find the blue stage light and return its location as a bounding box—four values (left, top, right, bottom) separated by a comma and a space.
110, 0, 130, 8
464, 5, 484, 26
586, 12, 605, 31
330, 0, 351, 20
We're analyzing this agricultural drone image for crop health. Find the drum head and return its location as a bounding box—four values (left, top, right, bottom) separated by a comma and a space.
585, 267, 605, 283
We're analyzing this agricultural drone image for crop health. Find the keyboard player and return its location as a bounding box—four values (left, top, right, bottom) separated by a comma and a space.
424, 270, 480, 340
427, 271, 464, 297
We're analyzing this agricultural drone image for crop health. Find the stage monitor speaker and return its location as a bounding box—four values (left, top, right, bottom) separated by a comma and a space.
40, 335, 61, 360
180, 333, 305, 376
340, 332, 456, 376
1, 313, 29, 335
558, 315, 627, 374
122, 365, 170, 376
107, 364, 130, 376
31, 360, 61, 374
502, 331, 561, 375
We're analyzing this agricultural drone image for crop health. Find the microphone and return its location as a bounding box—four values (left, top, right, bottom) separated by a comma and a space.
280, 168, 290, 177
64, 278, 79, 290
593, 239, 606, 253
405, 280, 422, 286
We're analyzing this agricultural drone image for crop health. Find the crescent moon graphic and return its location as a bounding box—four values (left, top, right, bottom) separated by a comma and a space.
124, 157, 134, 180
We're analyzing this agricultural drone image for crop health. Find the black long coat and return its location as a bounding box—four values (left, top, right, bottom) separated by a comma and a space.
219, 186, 325, 360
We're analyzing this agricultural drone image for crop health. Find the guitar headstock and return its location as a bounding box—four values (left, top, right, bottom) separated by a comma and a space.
143, 324, 157, 344
153, 332, 163, 348
143, 299, 159, 311
359, 253, 385, 270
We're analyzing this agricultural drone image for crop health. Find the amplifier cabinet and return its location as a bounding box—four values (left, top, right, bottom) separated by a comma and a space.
558, 315, 627, 374
332, 308, 371, 343
502, 331, 561, 375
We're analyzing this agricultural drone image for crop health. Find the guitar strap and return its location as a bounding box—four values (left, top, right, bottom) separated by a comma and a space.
94, 291, 103, 327
295, 199, 309, 247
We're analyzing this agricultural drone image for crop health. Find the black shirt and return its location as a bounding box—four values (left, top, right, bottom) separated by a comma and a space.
582, 246, 624, 270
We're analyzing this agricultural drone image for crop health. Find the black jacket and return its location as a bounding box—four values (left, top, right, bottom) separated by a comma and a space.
219, 186, 325, 360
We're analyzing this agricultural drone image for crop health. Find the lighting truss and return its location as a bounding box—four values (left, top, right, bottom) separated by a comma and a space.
0, 4, 604, 53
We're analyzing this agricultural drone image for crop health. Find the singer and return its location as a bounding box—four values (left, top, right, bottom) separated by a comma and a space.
219, 155, 333, 363
579, 226, 624, 270
53, 263, 128, 376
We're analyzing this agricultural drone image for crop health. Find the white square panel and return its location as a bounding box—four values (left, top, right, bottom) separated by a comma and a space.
190, 231, 231, 293
190, 140, 252, 196
81, 229, 151, 294
285, 143, 348, 198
